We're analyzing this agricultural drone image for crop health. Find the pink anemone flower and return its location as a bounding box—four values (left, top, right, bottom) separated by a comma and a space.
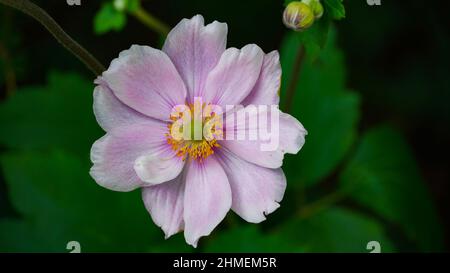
90, 15, 307, 247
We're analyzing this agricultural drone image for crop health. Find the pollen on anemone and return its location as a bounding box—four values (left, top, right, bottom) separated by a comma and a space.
90, 15, 307, 247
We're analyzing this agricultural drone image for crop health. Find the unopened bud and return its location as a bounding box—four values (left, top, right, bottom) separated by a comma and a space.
283, 1, 315, 32
303, 0, 324, 19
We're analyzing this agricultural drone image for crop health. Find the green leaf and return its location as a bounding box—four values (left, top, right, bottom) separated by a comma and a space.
339, 126, 444, 251
0, 219, 49, 252
204, 226, 305, 253
281, 207, 395, 252
0, 72, 102, 158
0, 150, 158, 252
323, 0, 345, 20
94, 2, 127, 34
280, 29, 360, 186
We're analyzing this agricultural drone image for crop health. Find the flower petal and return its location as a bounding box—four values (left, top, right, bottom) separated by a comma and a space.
221, 106, 307, 168
93, 83, 150, 132
203, 44, 264, 107
278, 111, 307, 154
134, 146, 184, 185
142, 171, 185, 239
90, 122, 182, 191
217, 150, 286, 223
163, 15, 227, 102
100, 45, 187, 121
242, 51, 281, 106
183, 157, 231, 247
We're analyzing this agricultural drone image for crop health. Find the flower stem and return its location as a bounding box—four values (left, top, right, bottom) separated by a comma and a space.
131, 7, 170, 37
0, 0, 105, 76
0, 42, 17, 96
284, 45, 305, 113
297, 191, 346, 219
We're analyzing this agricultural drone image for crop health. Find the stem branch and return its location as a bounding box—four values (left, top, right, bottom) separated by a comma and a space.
131, 7, 169, 36
298, 191, 346, 219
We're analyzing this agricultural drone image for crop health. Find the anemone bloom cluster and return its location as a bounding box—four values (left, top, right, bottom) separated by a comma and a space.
90, 15, 307, 247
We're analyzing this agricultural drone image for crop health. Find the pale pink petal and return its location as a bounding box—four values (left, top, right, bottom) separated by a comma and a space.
278, 111, 307, 154
242, 51, 281, 106
90, 122, 183, 191
183, 157, 231, 247
221, 106, 307, 168
134, 146, 184, 185
163, 15, 227, 102
93, 84, 149, 132
203, 44, 264, 107
217, 150, 286, 223
142, 170, 185, 239
100, 45, 187, 121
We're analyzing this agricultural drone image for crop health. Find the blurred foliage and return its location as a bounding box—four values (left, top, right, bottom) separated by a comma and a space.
0, 0, 446, 252
93, 0, 143, 35
0, 73, 101, 156
280, 207, 395, 252
340, 126, 444, 251
94, 2, 127, 34
322, 0, 345, 20
205, 226, 305, 253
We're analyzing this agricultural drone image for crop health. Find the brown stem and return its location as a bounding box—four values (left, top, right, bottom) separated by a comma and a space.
284, 45, 305, 113
297, 191, 346, 219
0, 42, 17, 96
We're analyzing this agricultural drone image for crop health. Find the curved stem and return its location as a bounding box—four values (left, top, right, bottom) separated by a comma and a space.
298, 191, 346, 219
0, 0, 105, 76
0, 42, 17, 96
284, 45, 305, 113
131, 7, 169, 37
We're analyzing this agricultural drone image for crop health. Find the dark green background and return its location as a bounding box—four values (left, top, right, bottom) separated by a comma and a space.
0, 0, 448, 252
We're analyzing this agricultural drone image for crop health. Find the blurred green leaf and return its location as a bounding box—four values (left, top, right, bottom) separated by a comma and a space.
302, 20, 331, 62
205, 226, 305, 253
0, 150, 159, 252
0, 219, 46, 252
339, 126, 444, 251
323, 0, 345, 20
281, 29, 360, 187
281, 207, 395, 252
0, 72, 102, 158
94, 2, 127, 34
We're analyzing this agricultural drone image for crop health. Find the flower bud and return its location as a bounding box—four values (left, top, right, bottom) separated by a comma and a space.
303, 0, 324, 19
283, 1, 315, 32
